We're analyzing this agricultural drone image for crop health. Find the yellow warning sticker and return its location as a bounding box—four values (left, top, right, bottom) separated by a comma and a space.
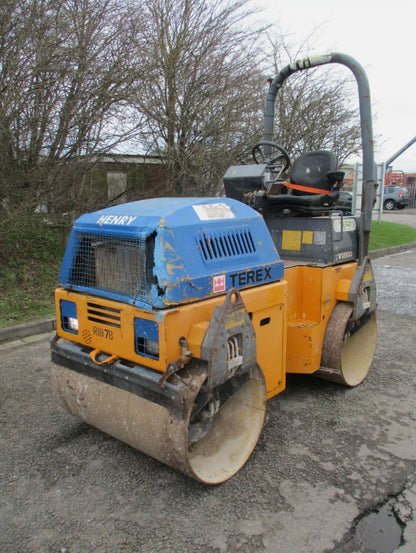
302, 231, 313, 244
282, 230, 301, 251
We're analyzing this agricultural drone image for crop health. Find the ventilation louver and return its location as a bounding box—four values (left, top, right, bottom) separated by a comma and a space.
198, 228, 256, 261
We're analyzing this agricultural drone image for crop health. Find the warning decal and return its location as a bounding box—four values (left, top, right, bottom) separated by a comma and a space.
282, 230, 302, 251
193, 203, 235, 221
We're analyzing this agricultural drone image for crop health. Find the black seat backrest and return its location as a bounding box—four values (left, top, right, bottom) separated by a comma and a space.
288, 150, 339, 195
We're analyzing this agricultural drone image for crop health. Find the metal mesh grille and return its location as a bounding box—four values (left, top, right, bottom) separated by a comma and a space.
67, 232, 149, 300
198, 228, 256, 261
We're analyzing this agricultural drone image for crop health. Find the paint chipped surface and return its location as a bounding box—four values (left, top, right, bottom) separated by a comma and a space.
61, 196, 285, 309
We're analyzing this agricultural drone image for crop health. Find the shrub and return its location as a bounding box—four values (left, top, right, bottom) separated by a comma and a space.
0, 212, 66, 326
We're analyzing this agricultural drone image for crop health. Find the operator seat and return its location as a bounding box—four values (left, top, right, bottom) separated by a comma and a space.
260, 150, 345, 216
223, 150, 345, 216
286, 150, 344, 196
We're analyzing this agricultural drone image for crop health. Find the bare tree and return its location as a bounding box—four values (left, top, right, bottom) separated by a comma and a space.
0, 0, 365, 215
128, 4, 363, 196
0, 0, 143, 213
130, 0, 267, 196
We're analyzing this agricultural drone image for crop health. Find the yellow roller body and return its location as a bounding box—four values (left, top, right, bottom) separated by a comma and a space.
284, 262, 358, 375
51, 362, 266, 484
51, 257, 377, 483
52, 281, 285, 483
54, 281, 287, 399
283, 260, 377, 386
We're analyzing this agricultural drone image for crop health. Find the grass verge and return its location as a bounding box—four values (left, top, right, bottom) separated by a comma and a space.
369, 220, 416, 251
0, 213, 66, 328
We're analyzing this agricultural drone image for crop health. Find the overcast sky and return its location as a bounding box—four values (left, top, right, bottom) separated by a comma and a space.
255, 0, 416, 172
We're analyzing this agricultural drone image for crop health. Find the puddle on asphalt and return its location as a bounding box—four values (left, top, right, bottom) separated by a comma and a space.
352, 499, 404, 553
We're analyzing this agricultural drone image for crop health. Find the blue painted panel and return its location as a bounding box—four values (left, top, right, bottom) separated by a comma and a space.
134, 318, 159, 359
60, 197, 284, 309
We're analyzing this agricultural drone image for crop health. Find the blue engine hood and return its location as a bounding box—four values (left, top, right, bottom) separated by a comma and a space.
60, 197, 284, 309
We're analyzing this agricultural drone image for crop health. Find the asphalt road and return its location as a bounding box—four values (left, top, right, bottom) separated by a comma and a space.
1, 224, 416, 553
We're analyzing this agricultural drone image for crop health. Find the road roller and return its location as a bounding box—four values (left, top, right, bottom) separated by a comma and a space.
50, 53, 378, 483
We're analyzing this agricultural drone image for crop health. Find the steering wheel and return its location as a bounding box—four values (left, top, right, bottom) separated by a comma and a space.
251, 141, 291, 172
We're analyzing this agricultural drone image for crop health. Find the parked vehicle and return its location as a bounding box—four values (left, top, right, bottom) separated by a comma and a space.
383, 185, 410, 210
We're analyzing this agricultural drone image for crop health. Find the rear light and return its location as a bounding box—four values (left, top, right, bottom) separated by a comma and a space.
134, 318, 159, 359
399, 192, 403, 198
60, 300, 79, 334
